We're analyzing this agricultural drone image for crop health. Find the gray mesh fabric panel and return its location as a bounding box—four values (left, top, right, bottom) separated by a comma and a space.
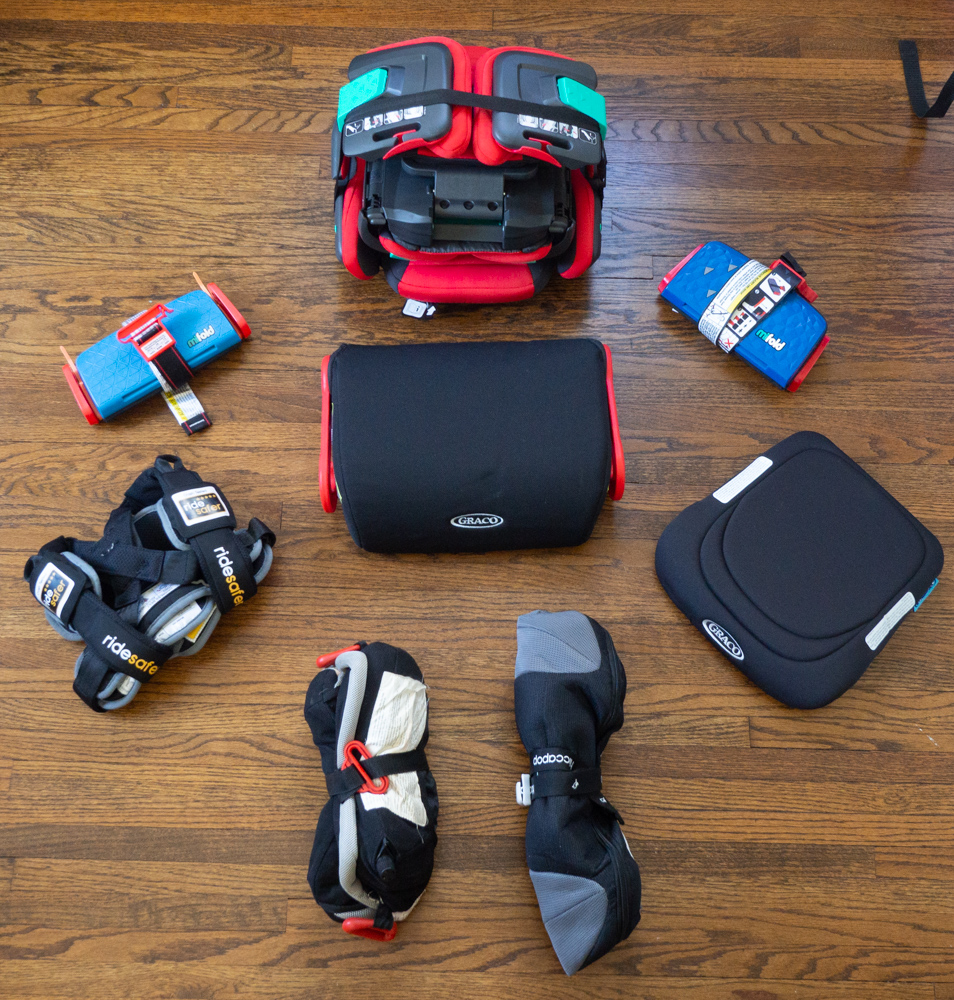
529, 870, 608, 975
515, 610, 601, 676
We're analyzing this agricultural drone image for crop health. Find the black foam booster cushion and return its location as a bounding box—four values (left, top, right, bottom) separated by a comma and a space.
655, 431, 943, 708
329, 339, 613, 553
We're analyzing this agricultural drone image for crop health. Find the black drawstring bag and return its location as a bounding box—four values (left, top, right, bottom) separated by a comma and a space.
305, 642, 438, 940
514, 610, 641, 974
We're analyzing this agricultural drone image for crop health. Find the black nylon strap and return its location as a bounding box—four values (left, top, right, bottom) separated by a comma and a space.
71, 539, 198, 587
72, 653, 112, 713
154, 458, 256, 613
346, 88, 602, 134
190, 530, 257, 613
71, 591, 172, 681
530, 767, 602, 800
899, 40, 954, 118
25, 548, 88, 625
324, 748, 429, 800
148, 344, 194, 390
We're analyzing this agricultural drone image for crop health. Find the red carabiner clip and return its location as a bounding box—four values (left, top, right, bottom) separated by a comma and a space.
342, 739, 389, 795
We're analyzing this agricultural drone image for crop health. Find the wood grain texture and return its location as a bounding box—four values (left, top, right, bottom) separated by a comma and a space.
2, 1, 954, 996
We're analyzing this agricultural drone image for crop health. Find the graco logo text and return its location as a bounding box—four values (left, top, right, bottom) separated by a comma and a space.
702, 619, 744, 661
451, 514, 504, 529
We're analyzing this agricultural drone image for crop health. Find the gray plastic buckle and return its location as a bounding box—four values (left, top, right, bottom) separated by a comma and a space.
402, 299, 437, 319
516, 773, 533, 806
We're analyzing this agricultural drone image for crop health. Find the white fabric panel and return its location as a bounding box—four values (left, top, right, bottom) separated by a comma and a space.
360, 671, 428, 826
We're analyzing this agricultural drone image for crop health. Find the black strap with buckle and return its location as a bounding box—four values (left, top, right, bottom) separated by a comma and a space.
324, 748, 430, 801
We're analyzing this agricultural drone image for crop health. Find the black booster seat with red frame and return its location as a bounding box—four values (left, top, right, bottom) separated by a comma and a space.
333, 37, 607, 308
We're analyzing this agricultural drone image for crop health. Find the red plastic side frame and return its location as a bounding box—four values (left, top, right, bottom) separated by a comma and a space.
320, 354, 338, 513
62, 365, 101, 425
786, 334, 830, 393
657, 244, 704, 293
603, 344, 626, 501
342, 917, 397, 942
316, 643, 360, 669
207, 282, 252, 339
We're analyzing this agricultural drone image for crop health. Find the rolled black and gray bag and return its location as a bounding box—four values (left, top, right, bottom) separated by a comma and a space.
514, 610, 641, 974
23, 455, 275, 712
305, 642, 438, 941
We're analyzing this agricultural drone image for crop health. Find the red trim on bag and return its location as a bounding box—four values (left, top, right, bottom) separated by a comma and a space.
342, 917, 398, 942
62, 365, 101, 424
397, 261, 536, 303
786, 334, 829, 392
560, 171, 595, 279
206, 281, 251, 338
320, 354, 338, 512
603, 344, 626, 500
316, 644, 360, 669
657, 244, 704, 293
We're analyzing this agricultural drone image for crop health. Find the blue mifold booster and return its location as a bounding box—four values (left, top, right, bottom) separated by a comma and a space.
659, 241, 829, 391
62, 278, 251, 433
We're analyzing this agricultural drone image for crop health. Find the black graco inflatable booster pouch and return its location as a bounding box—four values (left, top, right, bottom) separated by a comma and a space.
305, 642, 438, 941
514, 610, 641, 974
320, 338, 625, 553
24, 456, 275, 712
655, 431, 944, 708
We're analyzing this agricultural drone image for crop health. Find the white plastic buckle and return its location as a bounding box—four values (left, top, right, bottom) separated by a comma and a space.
515, 773, 533, 806
402, 298, 437, 319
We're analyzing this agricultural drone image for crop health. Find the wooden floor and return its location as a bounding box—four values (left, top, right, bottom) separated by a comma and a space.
2, 2, 954, 998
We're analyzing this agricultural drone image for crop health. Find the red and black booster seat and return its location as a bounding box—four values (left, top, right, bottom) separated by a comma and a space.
333, 37, 607, 308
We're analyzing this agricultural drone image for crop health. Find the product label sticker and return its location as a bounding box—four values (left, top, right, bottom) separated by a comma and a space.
171, 485, 229, 525
34, 561, 76, 619
139, 329, 174, 359
700, 261, 800, 352
697, 259, 769, 344
763, 272, 791, 302
403, 106, 424, 119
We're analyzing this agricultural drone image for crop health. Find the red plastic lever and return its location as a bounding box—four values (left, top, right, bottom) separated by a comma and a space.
342, 917, 397, 941
342, 740, 389, 795
116, 303, 172, 343
316, 644, 360, 669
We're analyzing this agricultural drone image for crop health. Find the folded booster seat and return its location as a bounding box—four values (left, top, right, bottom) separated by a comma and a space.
333, 37, 606, 306
655, 432, 944, 708
23, 456, 275, 712
514, 611, 641, 974
659, 242, 829, 391
305, 642, 438, 941
320, 339, 625, 552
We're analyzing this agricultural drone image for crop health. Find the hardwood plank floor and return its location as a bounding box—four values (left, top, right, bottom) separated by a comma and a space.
2, 2, 953, 996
